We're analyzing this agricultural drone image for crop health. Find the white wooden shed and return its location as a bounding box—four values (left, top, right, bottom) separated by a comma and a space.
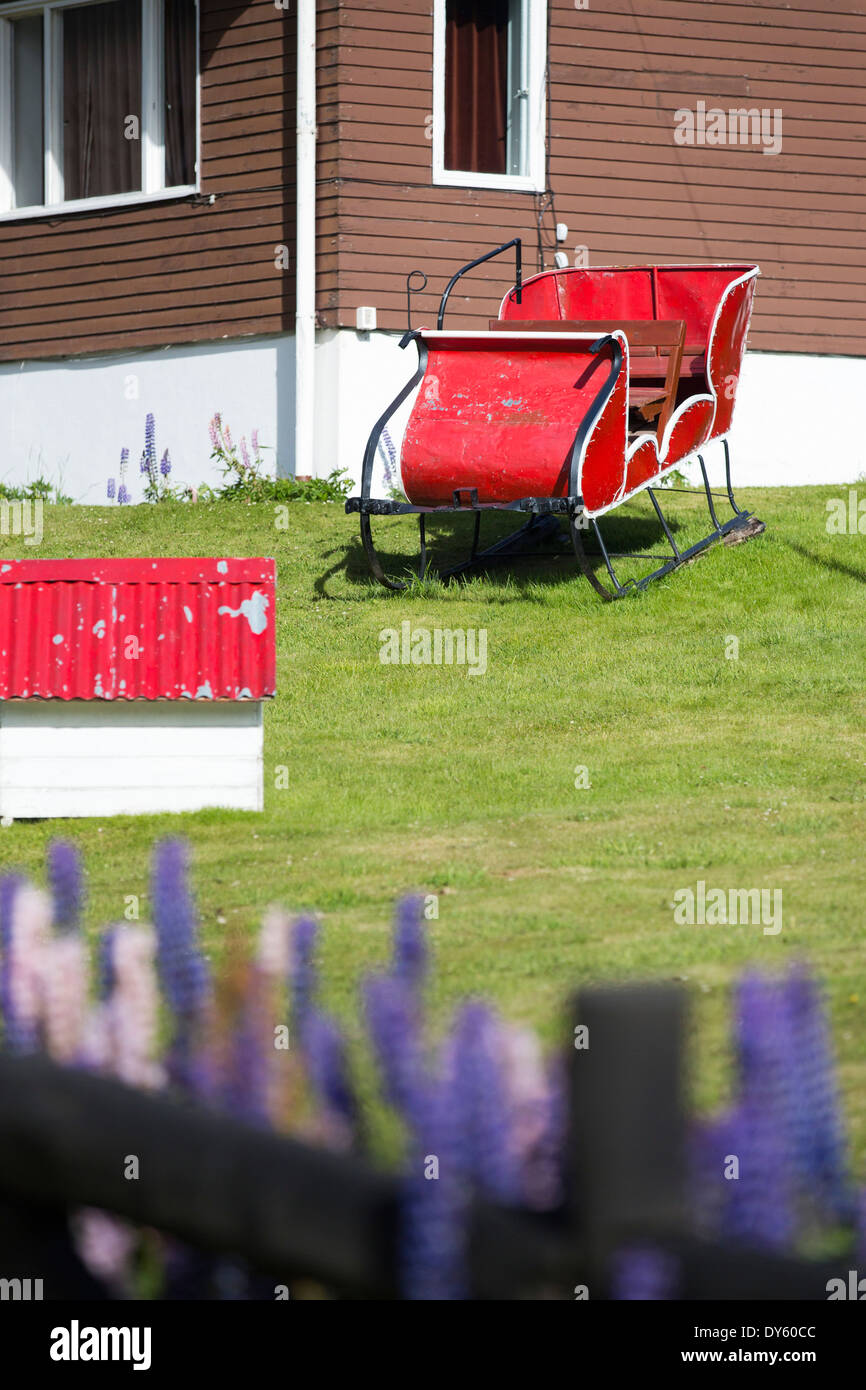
0, 557, 276, 819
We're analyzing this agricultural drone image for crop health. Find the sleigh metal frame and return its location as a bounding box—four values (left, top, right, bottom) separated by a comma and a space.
346, 243, 762, 601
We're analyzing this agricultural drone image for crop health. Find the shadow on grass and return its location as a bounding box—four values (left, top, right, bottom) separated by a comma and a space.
315, 504, 696, 600
787, 541, 866, 587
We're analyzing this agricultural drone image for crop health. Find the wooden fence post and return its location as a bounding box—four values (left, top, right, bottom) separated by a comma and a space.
566, 982, 687, 1293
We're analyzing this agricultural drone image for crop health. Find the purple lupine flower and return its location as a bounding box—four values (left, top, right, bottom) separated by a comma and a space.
251, 429, 259, 457
117, 484, 130, 505
98, 925, 118, 1002
689, 1108, 742, 1237
377, 425, 398, 490
363, 966, 466, 1297
240, 438, 250, 470
400, 1065, 467, 1300
364, 972, 428, 1123
0, 875, 24, 1045
47, 840, 83, 933
208, 416, 220, 450
289, 917, 318, 1040
726, 973, 795, 1248
106, 478, 116, 500
139, 451, 148, 475
144, 413, 156, 480
611, 1246, 678, 1300
151, 839, 210, 1090
151, 840, 209, 1017
222, 969, 270, 1127
443, 1001, 520, 1204
781, 964, 850, 1220
391, 896, 427, 991
303, 1010, 357, 1143
160, 449, 171, 477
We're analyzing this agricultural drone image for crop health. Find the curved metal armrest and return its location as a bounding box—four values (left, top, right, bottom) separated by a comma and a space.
437, 239, 522, 330
356, 333, 429, 502
568, 335, 624, 497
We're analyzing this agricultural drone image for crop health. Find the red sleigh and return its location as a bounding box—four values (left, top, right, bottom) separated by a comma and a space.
347, 244, 763, 599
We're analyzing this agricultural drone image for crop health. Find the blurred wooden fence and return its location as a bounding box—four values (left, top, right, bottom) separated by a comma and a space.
0, 984, 851, 1299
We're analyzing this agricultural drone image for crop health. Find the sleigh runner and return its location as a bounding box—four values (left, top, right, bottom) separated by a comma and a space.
347, 248, 763, 599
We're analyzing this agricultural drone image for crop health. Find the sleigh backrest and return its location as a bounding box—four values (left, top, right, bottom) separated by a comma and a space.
500, 265, 757, 365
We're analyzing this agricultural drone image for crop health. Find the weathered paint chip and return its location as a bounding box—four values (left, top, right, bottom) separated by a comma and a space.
217, 590, 269, 635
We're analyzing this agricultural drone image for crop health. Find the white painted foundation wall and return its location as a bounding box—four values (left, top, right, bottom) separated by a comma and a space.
0, 700, 264, 818
1, 329, 863, 502
0, 335, 295, 504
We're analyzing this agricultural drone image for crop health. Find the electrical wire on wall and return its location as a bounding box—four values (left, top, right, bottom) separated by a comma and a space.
534, 190, 558, 273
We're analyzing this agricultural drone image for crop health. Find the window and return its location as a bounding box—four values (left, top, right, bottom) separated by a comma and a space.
0, 0, 198, 219
433, 0, 546, 191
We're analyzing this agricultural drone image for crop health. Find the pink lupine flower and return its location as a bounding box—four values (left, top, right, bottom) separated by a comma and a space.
223, 425, 233, 451
73, 1210, 138, 1294
103, 925, 163, 1089
501, 1024, 564, 1210
255, 909, 295, 1123
304, 1104, 355, 1153
7, 885, 52, 1048
240, 437, 250, 470
251, 429, 259, 457
208, 416, 220, 449
39, 935, 89, 1063
257, 906, 292, 980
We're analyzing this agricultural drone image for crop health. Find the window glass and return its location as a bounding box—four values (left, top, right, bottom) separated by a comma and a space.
444, 0, 509, 175
506, 0, 527, 177
62, 0, 143, 200
164, 0, 196, 188
12, 16, 44, 209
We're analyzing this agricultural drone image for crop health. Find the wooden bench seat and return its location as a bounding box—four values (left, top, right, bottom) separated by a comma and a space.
489, 317, 707, 439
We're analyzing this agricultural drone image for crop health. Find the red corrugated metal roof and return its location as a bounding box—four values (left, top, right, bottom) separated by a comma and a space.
0, 558, 276, 701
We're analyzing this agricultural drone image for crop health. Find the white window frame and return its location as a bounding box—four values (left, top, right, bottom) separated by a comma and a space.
432, 0, 546, 193
0, 0, 199, 221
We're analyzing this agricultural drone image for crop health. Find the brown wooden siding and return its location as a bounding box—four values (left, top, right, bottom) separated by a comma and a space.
322, 0, 866, 355
0, 0, 298, 361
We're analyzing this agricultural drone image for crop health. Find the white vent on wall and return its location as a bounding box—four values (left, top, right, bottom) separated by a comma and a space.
356, 306, 377, 331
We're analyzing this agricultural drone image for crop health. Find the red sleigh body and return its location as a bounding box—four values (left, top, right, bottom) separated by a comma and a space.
347, 256, 762, 598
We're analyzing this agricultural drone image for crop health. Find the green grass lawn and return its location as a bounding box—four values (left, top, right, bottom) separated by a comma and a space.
1, 485, 865, 1160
